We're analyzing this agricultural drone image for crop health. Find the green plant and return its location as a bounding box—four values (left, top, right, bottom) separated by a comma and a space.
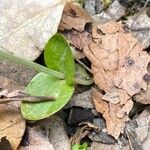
72, 143, 88, 150
0, 33, 93, 120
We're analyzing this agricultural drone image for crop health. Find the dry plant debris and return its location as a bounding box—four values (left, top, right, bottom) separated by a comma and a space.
59, 2, 92, 32
0, 76, 25, 150
65, 29, 92, 50
19, 127, 54, 150
83, 21, 150, 139
92, 88, 129, 139
134, 84, 150, 104
71, 122, 99, 145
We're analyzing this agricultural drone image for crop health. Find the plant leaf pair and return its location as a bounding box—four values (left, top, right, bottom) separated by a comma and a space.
21, 34, 75, 120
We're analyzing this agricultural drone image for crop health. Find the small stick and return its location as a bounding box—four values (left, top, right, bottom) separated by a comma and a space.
0, 95, 55, 104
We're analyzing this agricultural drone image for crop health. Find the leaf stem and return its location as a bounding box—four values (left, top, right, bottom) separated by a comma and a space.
0, 47, 93, 85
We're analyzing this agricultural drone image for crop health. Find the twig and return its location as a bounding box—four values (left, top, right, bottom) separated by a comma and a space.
0, 90, 55, 103
0, 95, 55, 104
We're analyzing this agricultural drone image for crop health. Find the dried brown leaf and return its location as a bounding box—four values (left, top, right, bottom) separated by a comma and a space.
59, 2, 92, 32
84, 21, 150, 138
84, 21, 150, 97
65, 29, 92, 50
92, 88, 129, 139
0, 76, 25, 150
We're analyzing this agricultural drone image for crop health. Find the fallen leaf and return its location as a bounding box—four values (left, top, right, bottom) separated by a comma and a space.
19, 126, 54, 150
84, 21, 150, 96
0, 76, 25, 150
83, 21, 149, 138
65, 29, 92, 50
0, 0, 66, 60
92, 88, 129, 139
59, 2, 92, 32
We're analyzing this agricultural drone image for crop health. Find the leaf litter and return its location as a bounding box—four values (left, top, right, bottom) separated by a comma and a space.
0, 76, 25, 150
59, 2, 92, 32
19, 126, 54, 150
57, 2, 150, 143
83, 21, 150, 139
0, 1, 150, 149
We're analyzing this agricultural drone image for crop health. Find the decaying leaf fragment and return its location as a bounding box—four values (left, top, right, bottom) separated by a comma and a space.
59, 2, 92, 32
0, 76, 25, 150
92, 88, 129, 139
84, 21, 150, 138
134, 84, 150, 104
65, 29, 92, 50
19, 127, 54, 150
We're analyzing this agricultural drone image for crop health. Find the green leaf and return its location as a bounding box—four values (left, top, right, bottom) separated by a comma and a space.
21, 72, 74, 120
44, 33, 75, 85
72, 143, 88, 150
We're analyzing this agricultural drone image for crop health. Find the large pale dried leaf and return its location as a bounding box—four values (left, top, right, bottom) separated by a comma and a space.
59, 2, 92, 32
92, 88, 129, 139
0, 0, 65, 60
19, 126, 54, 150
0, 76, 25, 150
